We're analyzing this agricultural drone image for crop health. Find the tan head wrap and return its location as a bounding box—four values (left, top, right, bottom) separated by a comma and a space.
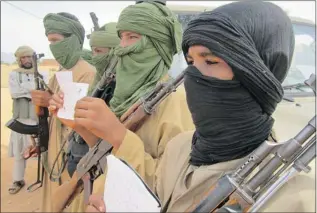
14, 46, 35, 73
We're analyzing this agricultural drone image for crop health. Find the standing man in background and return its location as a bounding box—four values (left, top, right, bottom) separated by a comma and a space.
7, 46, 46, 194
29, 12, 96, 212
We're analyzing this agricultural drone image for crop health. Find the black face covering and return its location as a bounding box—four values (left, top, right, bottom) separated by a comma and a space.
182, 1, 294, 166
184, 66, 274, 166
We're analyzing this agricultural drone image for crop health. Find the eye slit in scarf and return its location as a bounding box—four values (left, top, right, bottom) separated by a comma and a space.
183, 1, 295, 116
109, 2, 183, 117
182, 1, 295, 166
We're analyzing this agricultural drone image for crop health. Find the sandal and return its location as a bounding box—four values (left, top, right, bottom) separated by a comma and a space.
8, 180, 25, 194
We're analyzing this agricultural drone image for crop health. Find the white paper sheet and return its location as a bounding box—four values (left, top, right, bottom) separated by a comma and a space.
57, 82, 89, 120
55, 71, 89, 120
104, 155, 161, 212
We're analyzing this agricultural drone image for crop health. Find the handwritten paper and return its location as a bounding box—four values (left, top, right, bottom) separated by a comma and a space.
104, 155, 161, 212
55, 71, 89, 120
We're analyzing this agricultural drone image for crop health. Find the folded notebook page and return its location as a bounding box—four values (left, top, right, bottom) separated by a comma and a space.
55, 71, 89, 120
104, 155, 161, 212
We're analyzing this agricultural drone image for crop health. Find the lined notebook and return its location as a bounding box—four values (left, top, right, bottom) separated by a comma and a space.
104, 155, 161, 212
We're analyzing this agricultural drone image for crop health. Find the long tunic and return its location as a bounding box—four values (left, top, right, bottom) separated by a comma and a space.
71, 84, 195, 212
41, 59, 96, 212
8, 70, 49, 160
91, 107, 315, 212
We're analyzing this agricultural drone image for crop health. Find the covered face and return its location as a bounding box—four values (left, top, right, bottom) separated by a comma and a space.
90, 22, 120, 56
14, 46, 34, 69
43, 12, 86, 69
109, 1, 183, 117
182, 1, 295, 166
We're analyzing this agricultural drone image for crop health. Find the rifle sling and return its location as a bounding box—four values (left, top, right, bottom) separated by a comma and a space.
42, 119, 68, 184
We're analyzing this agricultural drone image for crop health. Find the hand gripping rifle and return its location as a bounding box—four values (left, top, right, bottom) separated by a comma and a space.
86, 12, 100, 39
185, 73, 316, 213
6, 52, 50, 192
52, 71, 185, 212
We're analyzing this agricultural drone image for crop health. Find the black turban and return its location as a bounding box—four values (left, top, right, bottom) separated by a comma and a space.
182, 1, 295, 116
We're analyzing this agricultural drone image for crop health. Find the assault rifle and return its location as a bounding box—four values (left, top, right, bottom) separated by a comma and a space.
86, 12, 100, 39
52, 71, 185, 212
185, 74, 316, 213
6, 52, 50, 192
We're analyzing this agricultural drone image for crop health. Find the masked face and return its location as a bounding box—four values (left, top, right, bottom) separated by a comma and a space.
20, 56, 33, 69
186, 45, 234, 80
49, 34, 82, 69
47, 33, 65, 44
183, 45, 274, 167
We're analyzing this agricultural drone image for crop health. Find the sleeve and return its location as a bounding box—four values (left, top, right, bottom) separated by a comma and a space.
8, 72, 31, 99
70, 131, 157, 213
114, 130, 157, 181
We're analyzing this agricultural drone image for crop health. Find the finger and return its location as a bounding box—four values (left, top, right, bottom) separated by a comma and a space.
49, 99, 62, 110
52, 94, 64, 105
88, 195, 106, 212
74, 109, 89, 119
48, 105, 56, 112
80, 96, 97, 102
58, 91, 64, 99
75, 99, 90, 110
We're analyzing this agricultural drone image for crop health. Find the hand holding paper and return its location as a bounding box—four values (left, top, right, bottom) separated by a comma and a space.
55, 71, 89, 120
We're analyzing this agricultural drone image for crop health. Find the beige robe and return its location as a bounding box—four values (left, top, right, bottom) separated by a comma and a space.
89, 115, 314, 212
41, 59, 96, 212
155, 131, 315, 212
71, 84, 195, 212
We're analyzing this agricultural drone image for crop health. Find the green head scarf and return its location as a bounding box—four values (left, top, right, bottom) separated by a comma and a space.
88, 22, 120, 94
43, 13, 87, 69
109, 2, 183, 117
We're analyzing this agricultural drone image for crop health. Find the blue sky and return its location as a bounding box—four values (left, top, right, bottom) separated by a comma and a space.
1, 1, 315, 59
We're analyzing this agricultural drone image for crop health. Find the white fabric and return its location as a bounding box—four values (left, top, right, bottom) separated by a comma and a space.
13, 158, 26, 181
8, 118, 37, 160
168, 52, 187, 78
8, 70, 49, 99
